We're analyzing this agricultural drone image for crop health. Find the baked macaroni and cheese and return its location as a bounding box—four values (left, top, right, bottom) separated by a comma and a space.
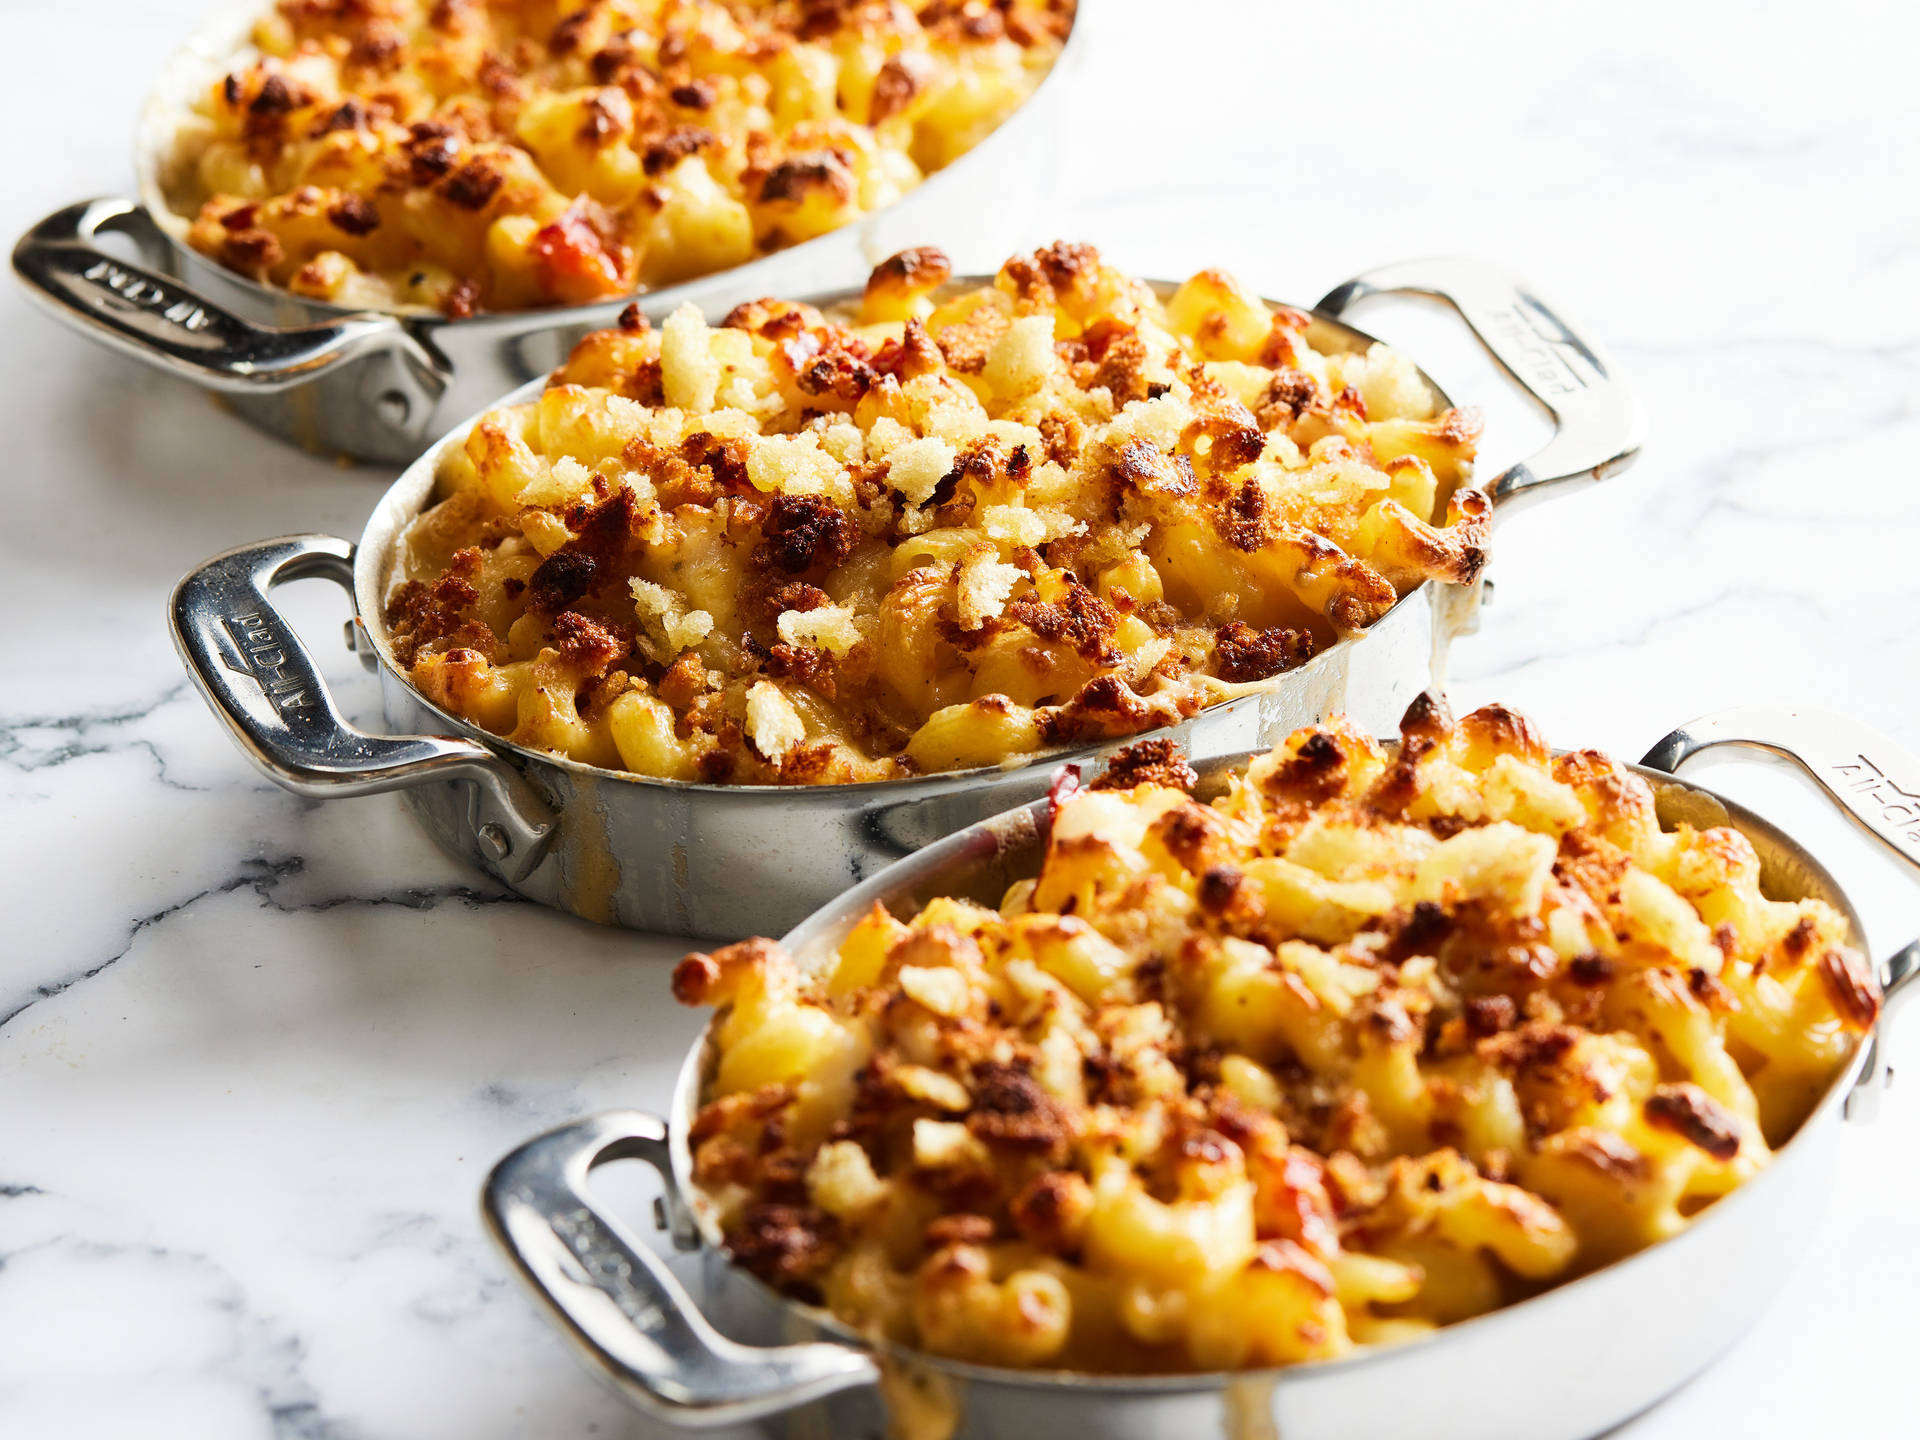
673, 699, 1880, 1373
165, 0, 1072, 314
383, 243, 1488, 783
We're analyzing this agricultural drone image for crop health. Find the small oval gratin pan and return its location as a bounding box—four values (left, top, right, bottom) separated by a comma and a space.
481, 703, 1919, 1440
167, 257, 1638, 937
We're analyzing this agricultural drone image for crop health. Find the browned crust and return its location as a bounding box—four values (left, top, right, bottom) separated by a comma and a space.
1213, 622, 1313, 683
1041, 676, 1153, 746
1566, 1133, 1650, 1183
1643, 1085, 1742, 1160
1001, 241, 1100, 308
1398, 690, 1452, 744
1255, 369, 1323, 428
758, 152, 855, 207
755, 493, 860, 574
869, 52, 933, 123
442, 156, 506, 211
327, 195, 380, 235
1464, 994, 1518, 1038
1091, 737, 1197, 793
551, 610, 629, 673
1008, 1169, 1093, 1255
1072, 321, 1140, 404
725, 1202, 838, 1286
1456, 701, 1548, 763
642, 126, 715, 176
383, 546, 499, 666
1217, 480, 1269, 551
535, 461, 662, 595
1262, 729, 1350, 805
1820, 947, 1883, 1030
1567, 953, 1616, 987
1008, 584, 1120, 666
671, 935, 782, 1005
1781, 917, 1817, 966
1186, 404, 1266, 475
965, 1061, 1070, 1160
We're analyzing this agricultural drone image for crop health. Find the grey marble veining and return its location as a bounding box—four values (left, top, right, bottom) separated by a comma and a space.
2, 0, 1917, 1436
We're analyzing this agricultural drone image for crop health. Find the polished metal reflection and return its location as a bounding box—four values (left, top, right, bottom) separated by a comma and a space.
11, 2, 1086, 465
481, 732, 1919, 1440
169, 259, 1640, 937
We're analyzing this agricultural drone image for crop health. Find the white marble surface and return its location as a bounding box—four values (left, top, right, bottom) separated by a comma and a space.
4, 0, 1918, 1435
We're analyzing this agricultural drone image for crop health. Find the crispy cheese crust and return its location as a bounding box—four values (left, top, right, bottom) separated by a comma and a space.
169, 0, 1072, 315
384, 244, 1487, 784
674, 698, 1878, 1373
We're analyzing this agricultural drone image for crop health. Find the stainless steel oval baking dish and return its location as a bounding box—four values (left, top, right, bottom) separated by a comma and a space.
481, 705, 1920, 1440
10, 1, 1085, 465
168, 258, 1640, 938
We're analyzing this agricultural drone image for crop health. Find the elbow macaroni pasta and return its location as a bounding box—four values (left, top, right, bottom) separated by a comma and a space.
166, 0, 1072, 314
384, 243, 1487, 784
672, 698, 1880, 1374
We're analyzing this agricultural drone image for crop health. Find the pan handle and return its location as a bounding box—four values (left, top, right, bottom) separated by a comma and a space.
1640, 704, 1920, 878
12, 196, 447, 401
1639, 704, 1920, 1123
1317, 257, 1642, 518
483, 1111, 880, 1426
168, 535, 554, 882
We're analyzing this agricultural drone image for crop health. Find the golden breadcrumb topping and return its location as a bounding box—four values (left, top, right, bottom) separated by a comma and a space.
674, 698, 1878, 1373
384, 244, 1487, 784
167, 0, 1072, 315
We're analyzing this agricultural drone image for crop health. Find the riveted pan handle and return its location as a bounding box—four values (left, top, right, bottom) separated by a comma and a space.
168, 535, 554, 881
1317, 257, 1642, 518
483, 1111, 880, 1426
12, 197, 447, 399
1640, 704, 1920, 1122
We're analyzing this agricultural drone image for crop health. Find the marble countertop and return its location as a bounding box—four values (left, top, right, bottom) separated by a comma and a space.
4, 0, 1916, 1435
